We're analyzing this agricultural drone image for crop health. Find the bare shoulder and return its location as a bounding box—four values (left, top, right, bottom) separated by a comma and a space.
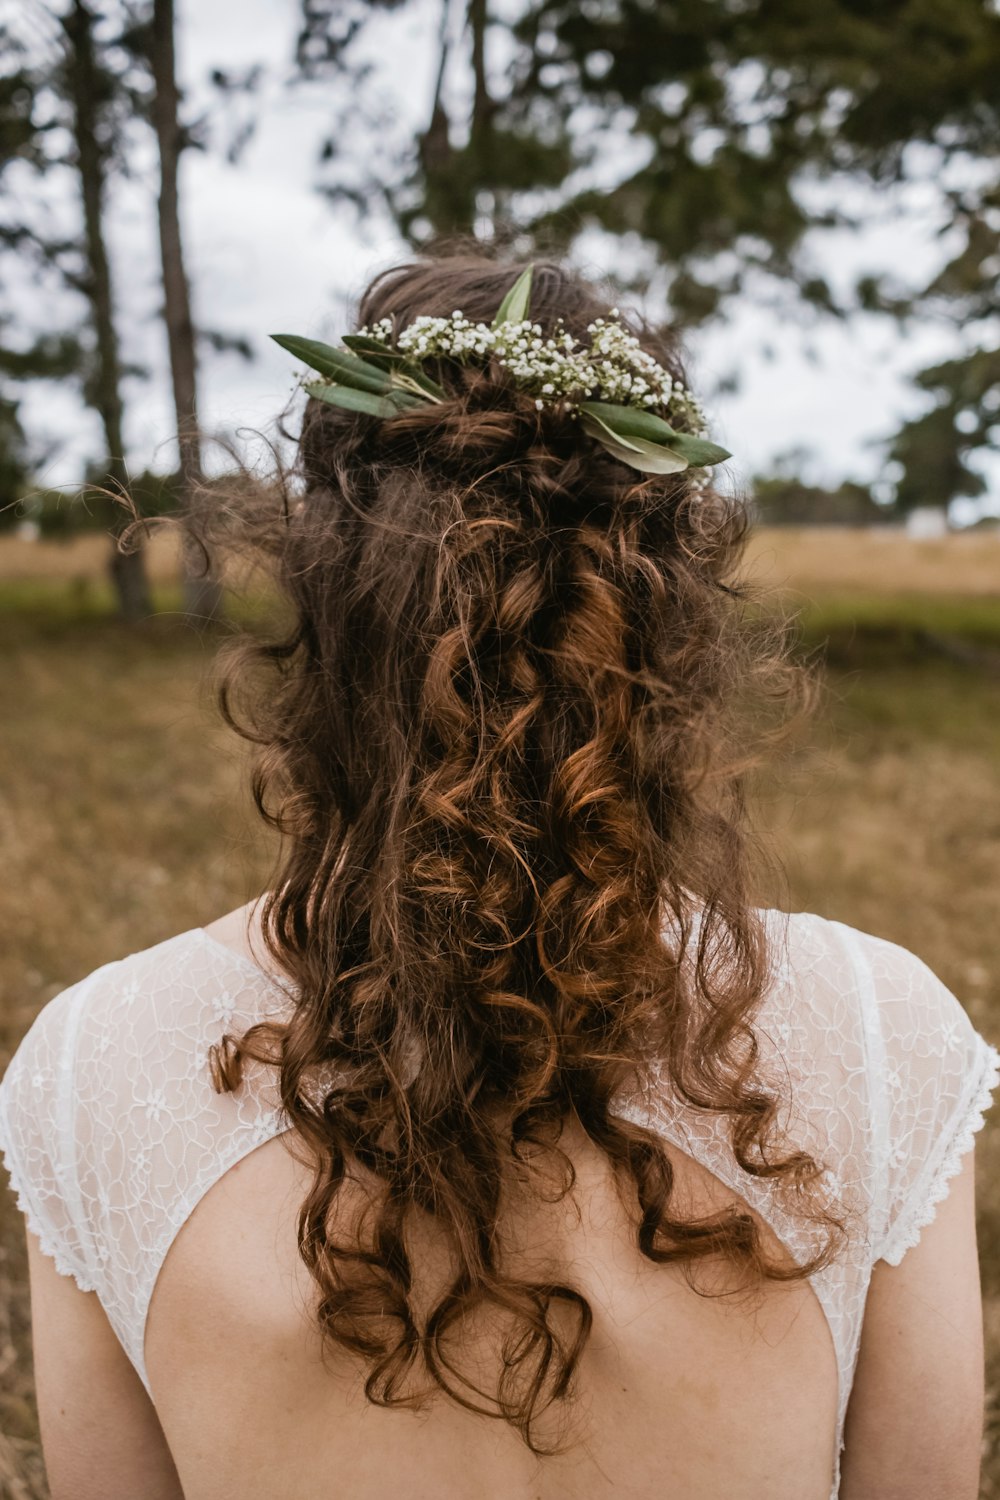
201, 896, 269, 969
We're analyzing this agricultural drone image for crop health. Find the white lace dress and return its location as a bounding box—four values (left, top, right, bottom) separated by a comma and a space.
0, 908, 997, 1500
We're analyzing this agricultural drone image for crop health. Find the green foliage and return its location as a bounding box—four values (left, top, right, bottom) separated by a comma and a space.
887, 348, 1000, 513
302, 382, 411, 418
300, 0, 1000, 513
0, 393, 29, 515
0, 468, 182, 539
127, 467, 182, 519
273, 295, 732, 474
753, 474, 888, 527
577, 406, 688, 473
270, 334, 395, 392
0, 332, 83, 384
492, 265, 534, 326
4, 1, 999, 514
304, 2, 999, 312
579, 401, 730, 466
0, 330, 88, 517
795, 592, 1000, 654
271, 331, 445, 415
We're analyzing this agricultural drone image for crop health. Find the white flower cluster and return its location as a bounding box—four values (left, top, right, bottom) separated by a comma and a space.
357, 309, 708, 435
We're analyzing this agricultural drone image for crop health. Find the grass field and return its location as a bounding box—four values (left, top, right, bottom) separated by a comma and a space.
1, 525, 999, 1495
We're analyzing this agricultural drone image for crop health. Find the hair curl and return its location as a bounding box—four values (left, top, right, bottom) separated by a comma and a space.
204, 249, 842, 1452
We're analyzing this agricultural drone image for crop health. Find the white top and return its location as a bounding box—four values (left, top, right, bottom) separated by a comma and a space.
0, 908, 997, 1500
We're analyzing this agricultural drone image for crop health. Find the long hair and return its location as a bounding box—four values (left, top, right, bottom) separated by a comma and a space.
205, 250, 841, 1451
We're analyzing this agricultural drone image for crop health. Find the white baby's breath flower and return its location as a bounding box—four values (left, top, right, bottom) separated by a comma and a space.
365, 304, 711, 437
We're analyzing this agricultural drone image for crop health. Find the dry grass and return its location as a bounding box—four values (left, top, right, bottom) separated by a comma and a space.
745, 523, 1000, 597
0, 530, 183, 583
3, 522, 1000, 592
0, 527, 999, 1494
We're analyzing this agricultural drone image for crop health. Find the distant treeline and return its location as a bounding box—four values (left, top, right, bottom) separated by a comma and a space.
0, 471, 922, 540
2, 1, 999, 606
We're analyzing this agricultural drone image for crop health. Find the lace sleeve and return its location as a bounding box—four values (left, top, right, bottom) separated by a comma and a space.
857, 931, 1000, 1267
0, 975, 98, 1290
1, 933, 291, 1390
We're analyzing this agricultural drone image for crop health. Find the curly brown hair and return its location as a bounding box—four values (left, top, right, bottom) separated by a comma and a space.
206, 249, 841, 1452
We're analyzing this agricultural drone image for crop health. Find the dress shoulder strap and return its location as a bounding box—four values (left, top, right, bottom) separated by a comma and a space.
0, 930, 293, 1393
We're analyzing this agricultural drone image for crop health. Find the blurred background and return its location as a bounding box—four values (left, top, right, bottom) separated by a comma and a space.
0, 0, 999, 1494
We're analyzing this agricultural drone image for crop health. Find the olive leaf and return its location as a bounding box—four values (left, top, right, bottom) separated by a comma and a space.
581, 417, 691, 474
492, 265, 534, 327
579, 401, 679, 445
341, 336, 445, 399
271, 334, 390, 394
654, 431, 731, 466
580, 400, 731, 471
578, 406, 648, 456
341, 333, 410, 367
275, 330, 446, 410
303, 382, 424, 418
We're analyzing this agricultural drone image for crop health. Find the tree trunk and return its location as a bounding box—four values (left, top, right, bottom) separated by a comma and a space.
418, 0, 463, 235
467, 0, 495, 238
468, 0, 491, 158
151, 0, 224, 624
63, 0, 151, 621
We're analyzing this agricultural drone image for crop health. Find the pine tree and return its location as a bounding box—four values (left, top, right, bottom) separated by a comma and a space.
299, 0, 1000, 514
1, 0, 152, 614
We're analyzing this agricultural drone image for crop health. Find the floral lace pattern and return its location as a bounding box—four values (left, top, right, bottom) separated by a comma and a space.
0, 910, 997, 1500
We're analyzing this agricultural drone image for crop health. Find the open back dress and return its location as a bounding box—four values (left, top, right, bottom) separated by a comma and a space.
1, 905, 997, 1499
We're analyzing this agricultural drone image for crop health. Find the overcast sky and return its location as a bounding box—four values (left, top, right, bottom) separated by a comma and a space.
12, 0, 998, 522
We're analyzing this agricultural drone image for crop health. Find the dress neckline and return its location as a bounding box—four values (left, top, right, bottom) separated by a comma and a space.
193, 926, 289, 988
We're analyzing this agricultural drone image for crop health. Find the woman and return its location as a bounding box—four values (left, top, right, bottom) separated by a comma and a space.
1, 252, 996, 1500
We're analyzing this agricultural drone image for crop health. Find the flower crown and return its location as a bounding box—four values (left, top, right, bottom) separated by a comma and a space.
271, 266, 730, 476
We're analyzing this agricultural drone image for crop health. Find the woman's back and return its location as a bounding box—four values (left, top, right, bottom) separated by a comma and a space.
147, 1090, 837, 1500
2, 899, 994, 1499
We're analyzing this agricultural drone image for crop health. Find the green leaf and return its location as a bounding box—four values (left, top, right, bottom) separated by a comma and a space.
602, 435, 692, 474
341, 335, 445, 400
341, 334, 409, 369
653, 431, 731, 466
492, 265, 534, 327
305, 381, 430, 417
385, 387, 434, 411
580, 401, 679, 445
324, 351, 394, 393
303, 382, 399, 418
578, 407, 647, 455
271, 334, 390, 393
580, 409, 690, 474
580, 401, 731, 468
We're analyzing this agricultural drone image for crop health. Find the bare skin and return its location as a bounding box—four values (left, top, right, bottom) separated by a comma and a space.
26, 899, 984, 1500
